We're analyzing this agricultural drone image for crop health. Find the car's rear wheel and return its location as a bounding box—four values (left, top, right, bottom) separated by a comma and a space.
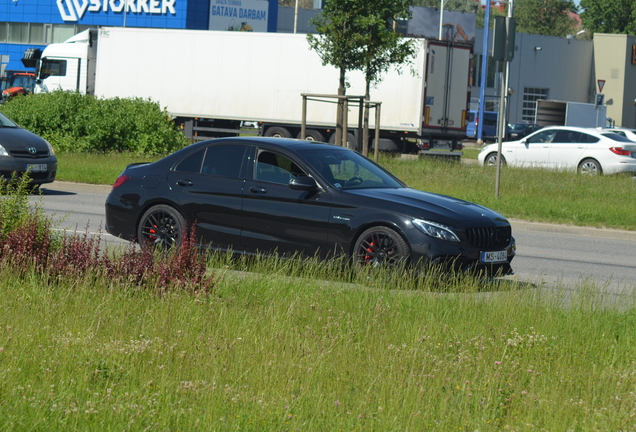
353, 226, 410, 267
137, 204, 186, 250
578, 158, 602, 175
485, 152, 506, 167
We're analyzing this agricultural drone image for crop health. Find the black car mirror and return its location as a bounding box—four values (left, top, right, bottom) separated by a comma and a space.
289, 176, 318, 190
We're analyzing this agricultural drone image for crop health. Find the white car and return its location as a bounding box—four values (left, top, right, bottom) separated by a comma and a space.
604, 127, 636, 141
477, 126, 636, 175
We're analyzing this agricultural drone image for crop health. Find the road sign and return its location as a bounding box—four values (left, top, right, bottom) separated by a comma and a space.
595, 93, 605, 110
597, 79, 606, 93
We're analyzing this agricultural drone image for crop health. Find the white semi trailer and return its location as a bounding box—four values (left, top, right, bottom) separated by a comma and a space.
33, 27, 472, 154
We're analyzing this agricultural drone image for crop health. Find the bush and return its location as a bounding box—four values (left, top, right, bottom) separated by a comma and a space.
0, 173, 215, 293
0, 91, 190, 155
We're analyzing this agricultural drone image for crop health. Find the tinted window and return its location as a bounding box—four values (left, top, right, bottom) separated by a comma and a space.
554, 130, 583, 143
601, 133, 632, 143
39, 59, 67, 78
299, 148, 403, 190
527, 130, 557, 143
175, 149, 205, 173
202, 144, 247, 178
255, 150, 306, 184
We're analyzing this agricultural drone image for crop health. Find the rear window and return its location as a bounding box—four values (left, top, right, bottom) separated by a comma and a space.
602, 133, 633, 143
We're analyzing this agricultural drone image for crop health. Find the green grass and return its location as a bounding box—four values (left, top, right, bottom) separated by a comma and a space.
1, 258, 636, 431
55, 151, 636, 231
55, 153, 162, 185
381, 154, 636, 231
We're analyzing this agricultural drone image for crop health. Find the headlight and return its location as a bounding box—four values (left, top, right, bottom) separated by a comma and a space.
45, 140, 55, 155
0, 144, 8, 157
412, 219, 460, 243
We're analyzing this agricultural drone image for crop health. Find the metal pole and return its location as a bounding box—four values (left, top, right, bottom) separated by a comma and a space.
301, 94, 307, 140
374, 104, 381, 162
343, 98, 349, 148
294, 0, 299, 34
495, 0, 514, 198
477, 0, 491, 145
438, 0, 444, 40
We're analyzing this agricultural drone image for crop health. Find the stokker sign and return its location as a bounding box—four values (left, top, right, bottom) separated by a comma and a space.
57, 0, 177, 22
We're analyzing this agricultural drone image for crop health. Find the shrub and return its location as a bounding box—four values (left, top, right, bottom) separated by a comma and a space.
0, 174, 215, 293
0, 91, 190, 155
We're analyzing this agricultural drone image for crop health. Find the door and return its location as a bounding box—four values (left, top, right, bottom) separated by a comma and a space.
241, 148, 333, 257
547, 129, 591, 170
167, 143, 248, 251
511, 129, 555, 167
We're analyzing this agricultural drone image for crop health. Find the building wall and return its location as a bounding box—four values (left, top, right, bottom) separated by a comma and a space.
472, 29, 594, 124
593, 34, 636, 128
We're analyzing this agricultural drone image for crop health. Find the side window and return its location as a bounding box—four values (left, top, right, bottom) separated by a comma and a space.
255, 150, 306, 184
554, 130, 582, 143
174, 149, 205, 173
528, 130, 557, 144
202, 144, 247, 178
581, 133, 600, 143
39, 59, 67, 79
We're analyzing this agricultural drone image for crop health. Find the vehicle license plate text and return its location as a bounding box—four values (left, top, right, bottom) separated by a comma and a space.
480, 250, 507, 263
25, 164, 47, 172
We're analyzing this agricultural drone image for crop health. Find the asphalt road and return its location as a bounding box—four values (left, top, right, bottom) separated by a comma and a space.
29, 181, 636, 293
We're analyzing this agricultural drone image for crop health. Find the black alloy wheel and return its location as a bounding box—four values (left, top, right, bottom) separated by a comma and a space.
353, 226, 410, 267
137, 204, 186, 250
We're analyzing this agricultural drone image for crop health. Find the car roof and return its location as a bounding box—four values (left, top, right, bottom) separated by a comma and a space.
195, 136, 343, 152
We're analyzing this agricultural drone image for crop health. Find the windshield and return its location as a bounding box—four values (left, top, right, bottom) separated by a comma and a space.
299, 148, 405, 190
0, 112, 18, 128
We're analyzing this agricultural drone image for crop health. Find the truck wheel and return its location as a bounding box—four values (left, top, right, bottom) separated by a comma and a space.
578, 158, 602, 175
137, 204, 186, 250
485, 153, 506, 167
329, 132, 355, 147
296, 129, 326, 142
264, 126, 292, 138
353, 226, 410, 267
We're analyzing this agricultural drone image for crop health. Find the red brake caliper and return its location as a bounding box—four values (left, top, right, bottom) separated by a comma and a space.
365, 241, 375, 262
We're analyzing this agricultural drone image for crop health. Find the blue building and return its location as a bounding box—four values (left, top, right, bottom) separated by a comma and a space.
0, 0, 279, 74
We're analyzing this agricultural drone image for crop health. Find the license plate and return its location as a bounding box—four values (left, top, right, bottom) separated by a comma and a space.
480, 250, 508, 263
25, 164, 47, 172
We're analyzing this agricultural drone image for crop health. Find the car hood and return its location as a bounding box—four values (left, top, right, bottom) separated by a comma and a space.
0, 127, 50, 151
345, 187, 509, 227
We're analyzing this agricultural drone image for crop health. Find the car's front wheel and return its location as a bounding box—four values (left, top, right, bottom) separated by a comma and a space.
137, 204, 186, 250
353, 226, 410, 267
578, 158, 602, 175
485, 152, 506, 167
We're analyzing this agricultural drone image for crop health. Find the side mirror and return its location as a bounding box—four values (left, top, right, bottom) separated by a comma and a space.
289, 176, 318, 191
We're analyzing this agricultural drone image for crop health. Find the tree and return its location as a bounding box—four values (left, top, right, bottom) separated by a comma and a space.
579, 0, 636, 35
514, 0, 578, 37
353, 4, 417, 154
307, 0, 415, 148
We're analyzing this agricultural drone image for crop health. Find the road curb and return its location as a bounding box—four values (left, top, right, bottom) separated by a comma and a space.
510, 219, 636, 241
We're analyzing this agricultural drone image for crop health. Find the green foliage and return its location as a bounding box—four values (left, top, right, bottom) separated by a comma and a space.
580, 0, 636, 35
514, 0, 578, 37
0, 91, 190, 155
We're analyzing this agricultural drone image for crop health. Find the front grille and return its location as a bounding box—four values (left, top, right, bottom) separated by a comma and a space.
8, 149, 49, 158
465, 226, 512, 249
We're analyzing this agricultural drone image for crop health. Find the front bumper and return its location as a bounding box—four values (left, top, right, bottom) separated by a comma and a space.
0, 155, 57, 185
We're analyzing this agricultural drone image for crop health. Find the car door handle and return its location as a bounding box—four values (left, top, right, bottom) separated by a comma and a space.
176, 179, 193, 186
250, 186, 267, 194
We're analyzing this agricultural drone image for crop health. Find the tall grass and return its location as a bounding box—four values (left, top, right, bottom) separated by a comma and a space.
1, 263, 636, 431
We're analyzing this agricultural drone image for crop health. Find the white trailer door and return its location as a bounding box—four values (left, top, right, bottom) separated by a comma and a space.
422, 42, 471, 135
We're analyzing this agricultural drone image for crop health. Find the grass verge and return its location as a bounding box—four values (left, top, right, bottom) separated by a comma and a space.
2, 261, 636, 431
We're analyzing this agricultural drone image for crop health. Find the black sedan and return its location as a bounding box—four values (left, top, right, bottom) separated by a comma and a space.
0, 112, 57, 185
507, 123, 542, 140
105, 137, 515, 275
